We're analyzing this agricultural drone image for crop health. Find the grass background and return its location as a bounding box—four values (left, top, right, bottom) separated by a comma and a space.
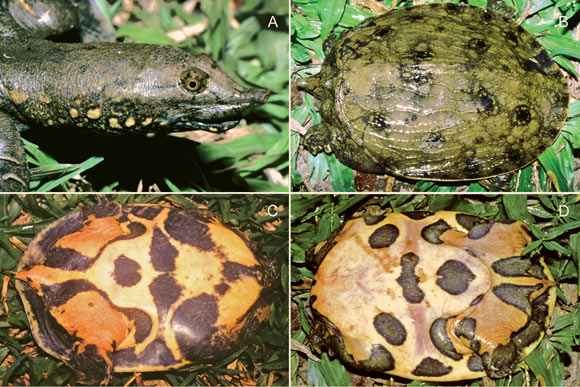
291, 194, 580, 386
23, 0, 289, 192
0, 194, 289, 386
291, 0, 580, 192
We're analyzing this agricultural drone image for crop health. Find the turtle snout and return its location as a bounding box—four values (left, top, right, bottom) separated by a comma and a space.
246, 88, 270, 104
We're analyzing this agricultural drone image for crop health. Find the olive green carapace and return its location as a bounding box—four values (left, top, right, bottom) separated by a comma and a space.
299, 3, 569, 181
0, 0, 269, 191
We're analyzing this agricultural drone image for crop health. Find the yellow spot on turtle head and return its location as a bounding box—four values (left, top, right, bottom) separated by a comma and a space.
87, 108, 101, 119
125, 117, 135, 127
9, 90, 29, 104
142, 118, 153, 126
39, 94, 51, 104
109, 118, 122, 129
70, 108, 79, 118
47, 119, 54, 126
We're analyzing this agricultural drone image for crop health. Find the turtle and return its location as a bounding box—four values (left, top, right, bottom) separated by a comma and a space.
14, 201, 278, 385
297, 2, 569, 182
0, 0, 270, 191
309, 210, 557, 381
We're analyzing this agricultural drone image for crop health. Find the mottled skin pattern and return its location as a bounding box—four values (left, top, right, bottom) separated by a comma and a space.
14, 203, 275, 385
299, 3, 569, 181
0, 0, 269, 191
310, 211, 556, 381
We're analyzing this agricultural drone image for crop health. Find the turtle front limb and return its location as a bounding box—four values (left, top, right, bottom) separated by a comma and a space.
0, 111, 28, 191
303, 123, 335, 155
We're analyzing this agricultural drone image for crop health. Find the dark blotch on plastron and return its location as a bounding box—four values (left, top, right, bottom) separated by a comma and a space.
164, 209, 214, 251
412, 357, 452, 377
436, 260, 476, 295
468, 354, 484, 372
421, 219, 451, 244
455, 318, 476, 341
430, 317, 462, 360
455, 213, 483, 231
493, 283, 542, 313
492, 256, 547, 279
374, 313, 407, 345
396, 253, 424, 303
364, 215, 385, 225
121, 308, 152, 344
150, 227, 178, 272
214, 282, 230, 295
108, 222, 147, 246
359, 344, 396, 371
44, 247, 94, 271
149, 273, 182, 319
140, 339, 177, 367
401, 211, 432, 220
81, 202, 122, 219
40, 279, 99, 308
222, 261, 259, 283
129, 205, 164, 220
368, 224, 399, 249
172, 294, 220, 359
30, 214, 83, 260
113, 339, 177, 369
467, 222, 493, 239
113, 255, 142, 287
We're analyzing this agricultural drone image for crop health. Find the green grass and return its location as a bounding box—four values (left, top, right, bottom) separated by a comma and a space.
24, 0, 289, 192
291, 0, 580, 192
291, 194, 580, 386
0, 194, 289, 386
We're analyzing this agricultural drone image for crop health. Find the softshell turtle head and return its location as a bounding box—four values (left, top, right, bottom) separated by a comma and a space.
136, 48, 270, 133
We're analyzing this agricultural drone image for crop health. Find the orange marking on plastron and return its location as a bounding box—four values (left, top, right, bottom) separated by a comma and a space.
56, 217, 129, 257
52, 290, 132, 353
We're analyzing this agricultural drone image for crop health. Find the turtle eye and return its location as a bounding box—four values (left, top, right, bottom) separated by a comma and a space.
186, 79, 202, 92
181, 69, 208, 93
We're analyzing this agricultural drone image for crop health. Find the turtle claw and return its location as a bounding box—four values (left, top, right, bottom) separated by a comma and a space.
303, 124, 334, 155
